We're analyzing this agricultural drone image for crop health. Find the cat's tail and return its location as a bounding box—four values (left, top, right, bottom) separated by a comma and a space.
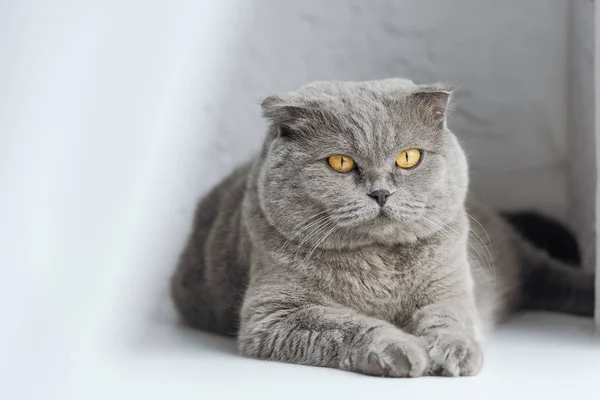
518, 238, 595, 317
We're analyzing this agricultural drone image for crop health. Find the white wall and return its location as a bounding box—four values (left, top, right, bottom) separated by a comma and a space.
217, 0, 570, 219
0, 0, 589, 398
568, 0, 596, 274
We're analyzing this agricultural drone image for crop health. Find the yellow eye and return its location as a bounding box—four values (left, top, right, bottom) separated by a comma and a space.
396, 148, 422, 169
328, 155, 355, 173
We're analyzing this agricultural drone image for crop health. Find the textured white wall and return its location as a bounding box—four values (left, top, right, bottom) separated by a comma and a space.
211, 0, 570, 219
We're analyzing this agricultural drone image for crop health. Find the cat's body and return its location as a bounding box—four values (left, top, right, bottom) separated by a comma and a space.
172, 79, 594, 377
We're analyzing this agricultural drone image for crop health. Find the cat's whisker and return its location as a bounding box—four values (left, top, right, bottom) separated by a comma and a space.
425, 210, 496, 292
466, 215, 493, 256
290, 218, 336, 259
398, 202, 427, 210
382, 202, 420, 221
419, 215, 456, 243
283, 208, 329, 235
282, 211, 331, 252
419, 215, 491, 295
422, 212, 486, 266
330, 208, 373, 226
304, 222, 340, 262
425, 209, 490, 262
466, 213, 497, 288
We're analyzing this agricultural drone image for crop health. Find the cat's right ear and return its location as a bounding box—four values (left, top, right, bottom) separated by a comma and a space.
261, 94, 308, 139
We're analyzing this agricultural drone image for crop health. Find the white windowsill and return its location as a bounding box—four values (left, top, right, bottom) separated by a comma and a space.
63, 312, 599, 400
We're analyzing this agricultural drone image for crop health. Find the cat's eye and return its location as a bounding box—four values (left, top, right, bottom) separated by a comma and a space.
328, 155, 355, 173
396, 148, 422, 169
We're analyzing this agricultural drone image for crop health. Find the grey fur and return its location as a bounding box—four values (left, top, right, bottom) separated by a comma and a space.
171, 78, 594, 377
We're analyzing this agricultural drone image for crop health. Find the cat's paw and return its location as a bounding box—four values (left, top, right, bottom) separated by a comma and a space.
343, 328, 429, 377
425, 331, 483, 376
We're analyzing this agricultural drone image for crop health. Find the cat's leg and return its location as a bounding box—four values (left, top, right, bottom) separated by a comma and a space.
520, 244, 595, 317
408, 256, 485, 376
410, 299, 484, 377
238, 289, 430, 377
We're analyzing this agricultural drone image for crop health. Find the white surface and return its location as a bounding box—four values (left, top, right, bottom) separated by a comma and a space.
68, 313, 600, 399
0, 1, 597, 399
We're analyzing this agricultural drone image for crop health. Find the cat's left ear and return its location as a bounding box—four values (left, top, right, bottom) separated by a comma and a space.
410, 84, 454, 129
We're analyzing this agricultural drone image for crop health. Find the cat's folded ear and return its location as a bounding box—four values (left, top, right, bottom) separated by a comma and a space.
409, 84, 455, 129
261, 94, 307, 123
261, 93, 312, 138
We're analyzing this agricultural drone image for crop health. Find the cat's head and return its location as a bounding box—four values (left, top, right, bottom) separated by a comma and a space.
256, 79, 468, 248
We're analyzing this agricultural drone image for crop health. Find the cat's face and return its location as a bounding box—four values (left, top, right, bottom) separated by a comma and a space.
257, 79, 469, 248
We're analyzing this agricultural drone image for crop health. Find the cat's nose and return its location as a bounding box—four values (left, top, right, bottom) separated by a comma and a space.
368, 189, 391, 207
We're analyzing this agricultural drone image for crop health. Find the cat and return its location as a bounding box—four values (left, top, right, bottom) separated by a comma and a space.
171, 78, 594, 377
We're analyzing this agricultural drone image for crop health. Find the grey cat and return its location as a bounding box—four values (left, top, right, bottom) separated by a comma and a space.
171, 78, 594, 377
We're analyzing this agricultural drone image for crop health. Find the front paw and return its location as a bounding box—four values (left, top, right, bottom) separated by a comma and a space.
426, 331, 483, 377
343, 328, 429, 378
